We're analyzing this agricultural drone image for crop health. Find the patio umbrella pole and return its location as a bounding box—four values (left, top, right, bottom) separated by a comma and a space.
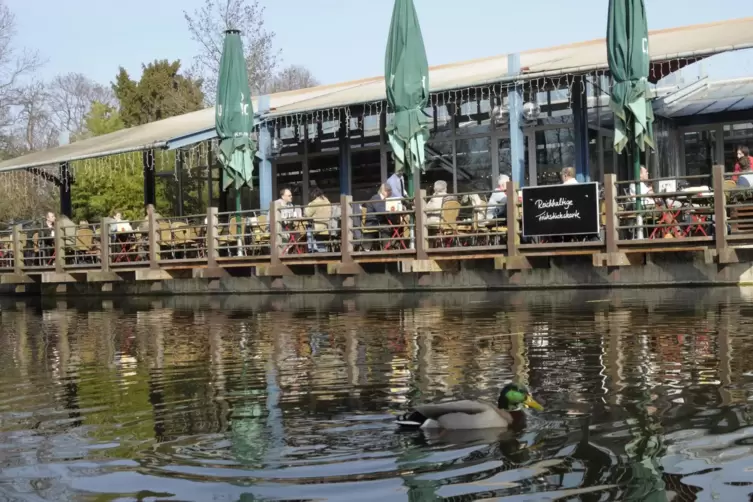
236, 191, 243, 256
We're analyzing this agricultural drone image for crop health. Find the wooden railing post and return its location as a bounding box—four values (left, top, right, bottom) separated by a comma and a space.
604, 173, 619, 254
206, 206, 219, 267
12, 224, 23, 275
340, 195, 354, 263
147, 204, 158, 269
506, 182, 518, 255
414, 189, 428, 259
100, 218, 111, 272
713, 164, 727, 255
269, 200, 281, 265
54, 218, 64, 273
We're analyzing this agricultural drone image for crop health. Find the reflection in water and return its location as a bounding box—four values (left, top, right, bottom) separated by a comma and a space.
0, 289, 752, 500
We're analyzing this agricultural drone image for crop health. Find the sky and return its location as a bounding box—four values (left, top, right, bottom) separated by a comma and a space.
6, 0, 753, 89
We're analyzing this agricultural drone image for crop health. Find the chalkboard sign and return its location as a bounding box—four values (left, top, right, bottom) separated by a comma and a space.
521, 182, 600, 237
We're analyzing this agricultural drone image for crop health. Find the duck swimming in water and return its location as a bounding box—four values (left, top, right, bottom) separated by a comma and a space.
395, 383, 543, 430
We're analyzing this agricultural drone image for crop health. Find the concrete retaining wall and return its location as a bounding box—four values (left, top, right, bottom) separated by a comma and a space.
29, 252, 753, 297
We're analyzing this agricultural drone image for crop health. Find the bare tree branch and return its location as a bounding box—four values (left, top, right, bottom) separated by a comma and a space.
269, 65, 320, 93
48, 73, 115, 136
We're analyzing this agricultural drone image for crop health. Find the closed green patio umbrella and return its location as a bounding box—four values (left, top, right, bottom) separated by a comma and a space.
607, 0, 654, 217
385, 0, 430, 197
216, 29, 256, 229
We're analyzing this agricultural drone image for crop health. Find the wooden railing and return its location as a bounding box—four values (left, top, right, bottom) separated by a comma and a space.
2, 165, 752, 282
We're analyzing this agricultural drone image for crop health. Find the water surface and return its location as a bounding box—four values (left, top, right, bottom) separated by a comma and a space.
1, 289, 752, 501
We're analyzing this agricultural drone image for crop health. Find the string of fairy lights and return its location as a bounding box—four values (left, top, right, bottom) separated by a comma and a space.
0, 52, 751, 194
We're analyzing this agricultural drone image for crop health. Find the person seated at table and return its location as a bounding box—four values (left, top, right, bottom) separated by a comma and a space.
274, 187, 296, 222
486, 174, 509, 221
304, 187, 331, 252
111, 211, 133, 233
365, 183, 392, 247
560, 167, 578, 185
40, 211, 55, 261
426, 180, 456, 226
732, 145, 753, 183
628, 166, 656, 208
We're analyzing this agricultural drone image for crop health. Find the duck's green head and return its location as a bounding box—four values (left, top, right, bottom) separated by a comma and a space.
498, 383, 544, 411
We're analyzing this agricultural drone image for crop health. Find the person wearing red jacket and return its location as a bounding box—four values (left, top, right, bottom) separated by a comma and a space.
732, 145, 753, 183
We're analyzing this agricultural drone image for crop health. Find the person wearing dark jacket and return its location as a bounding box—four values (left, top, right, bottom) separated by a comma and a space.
365, 183, 392, 248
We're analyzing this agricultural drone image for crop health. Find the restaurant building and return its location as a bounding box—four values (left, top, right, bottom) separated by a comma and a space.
0, 17, 751, 217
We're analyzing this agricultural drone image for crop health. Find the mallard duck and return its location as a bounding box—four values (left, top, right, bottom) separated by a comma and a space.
395, 383, 543, 430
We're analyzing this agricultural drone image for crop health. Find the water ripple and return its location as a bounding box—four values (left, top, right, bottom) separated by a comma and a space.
0, 289, 752, 500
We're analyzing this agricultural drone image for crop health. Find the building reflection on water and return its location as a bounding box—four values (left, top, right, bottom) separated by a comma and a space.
0, 288, 752, 500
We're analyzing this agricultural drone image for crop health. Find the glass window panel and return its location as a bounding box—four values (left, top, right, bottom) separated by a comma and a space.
535, 127, 575, 185
423, 141, 453, 194
348, 115, 380, 148
308, 155, 340, 202
456, 98, 491, 136
275, 161, 304, 205
683, 131, 715, 177
456, 136, 492, 193
280, 126, 295, 140
724, 122, 753, 169
498, 136, 529, 185
351, 149, 382, 202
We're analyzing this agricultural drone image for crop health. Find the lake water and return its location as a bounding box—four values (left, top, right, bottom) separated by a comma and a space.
0, 289, 752, 501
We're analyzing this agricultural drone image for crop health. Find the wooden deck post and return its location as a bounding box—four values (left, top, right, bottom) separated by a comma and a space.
267, 200, 291, 276
713, 164, 732, 263
604, 173, 619, 254
414, 189, 428, 260
506, 181, 518, 256
12, 224, 23, 275
337, 195, 362, 274
100, 218, 111, 272
54, 218, 64, 273
269, 200, 281, 266
206, 206, 219, 268
147, 204, 158, 269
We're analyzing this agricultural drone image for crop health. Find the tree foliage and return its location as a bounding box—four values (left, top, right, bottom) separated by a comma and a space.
69, 103, 146, 222
184, 0, 319, 100
113, 59, 204, 127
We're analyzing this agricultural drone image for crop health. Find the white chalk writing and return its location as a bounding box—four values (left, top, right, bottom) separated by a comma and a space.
536, 210, 581, 221
534, 198, 573, 210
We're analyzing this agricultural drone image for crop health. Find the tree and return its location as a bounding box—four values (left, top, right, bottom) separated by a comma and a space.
72, 100, 124, 141
0, 0, 43, 155
70, 103, 146, 222
0, 1, 41, 132
7, 80, 58, 154
112, 59, 204, 128
184, 0, 278, 98
184, 0, 318, 99
270, 65, 319, 93
48, 73, 115, 138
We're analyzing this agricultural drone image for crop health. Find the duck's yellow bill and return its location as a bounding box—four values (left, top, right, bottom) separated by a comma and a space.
524, 395, 544, 411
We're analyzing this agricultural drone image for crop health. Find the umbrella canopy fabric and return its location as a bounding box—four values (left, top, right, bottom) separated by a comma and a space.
607, 0, 654, 154
385, 0, 430, 175
216, 29, 256, 191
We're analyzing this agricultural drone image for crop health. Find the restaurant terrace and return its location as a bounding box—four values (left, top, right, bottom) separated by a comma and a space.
0, 16, 751, 294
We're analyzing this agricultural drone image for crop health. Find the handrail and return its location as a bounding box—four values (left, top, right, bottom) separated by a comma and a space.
2, 166, 751, 278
